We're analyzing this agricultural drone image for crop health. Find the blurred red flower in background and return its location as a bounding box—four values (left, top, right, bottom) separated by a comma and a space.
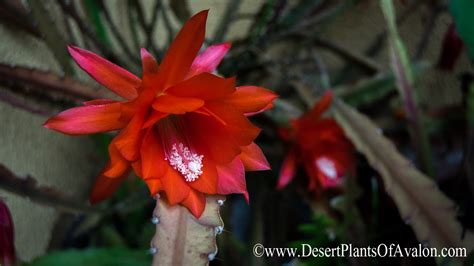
44, 10, 276, 218
438, 23, 464, 71
0, 199, 15, 266
277, 91, 355, 193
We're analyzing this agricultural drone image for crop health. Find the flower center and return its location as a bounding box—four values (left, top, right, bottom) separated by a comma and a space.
315, 157, 337, 180
166, 142, 204, 182
156, 116, 204, 182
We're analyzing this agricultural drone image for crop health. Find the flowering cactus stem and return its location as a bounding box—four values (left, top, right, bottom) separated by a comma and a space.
151, 195, 225, 266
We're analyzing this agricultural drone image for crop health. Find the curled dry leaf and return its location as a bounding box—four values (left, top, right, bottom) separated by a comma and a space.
151, 195, 225, 266
332, 99, 474, 258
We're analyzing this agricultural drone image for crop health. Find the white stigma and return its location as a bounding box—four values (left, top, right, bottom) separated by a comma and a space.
315, 157, 337, 180
166, 142, 204, 182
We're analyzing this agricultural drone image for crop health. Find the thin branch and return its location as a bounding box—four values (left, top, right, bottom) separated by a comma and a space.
213, 0, 242, 42
57, 0, 127, 68
100, 2, 140, 65
0, 90, 53, 116
0, 163, 100, 214
0, 63, 107, 101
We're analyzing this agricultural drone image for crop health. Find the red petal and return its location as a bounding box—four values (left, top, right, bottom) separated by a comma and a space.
141, 128, 168, 180
216, 158, 248, 202
161, 167, 191, 205
44, 103, 125, 135
0, 200, 15, 266
277, 150, 297, 189
185, 113, 241, 164
152, 94, 204, 114
89, 170, 130, 204
223, 86, 277, 115
83, 99, 117, 106
156, 10, 208, 89
114, 111, 147, 161
141, 48, 159, 75
131, 160, 142, 178
145, 178, 163, 196
188, 157, 217, 194
239, 142, 270, 171
204, 102, 261, 146
68, 46, 140, 99
143, 111, 168, 128
303, 91, 333, 120
102, 140, 130, 178
437, 24, 464, 71
181, 189, 206, 218
166, 73, 235, 101
187, 43, 231, 78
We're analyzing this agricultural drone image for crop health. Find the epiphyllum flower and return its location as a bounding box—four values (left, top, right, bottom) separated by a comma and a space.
0, 199, 15, 266
44, 10, 276, 218
277, 91, 354, 192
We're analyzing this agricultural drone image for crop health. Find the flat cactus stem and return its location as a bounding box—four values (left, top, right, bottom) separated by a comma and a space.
151, 195, 225, 266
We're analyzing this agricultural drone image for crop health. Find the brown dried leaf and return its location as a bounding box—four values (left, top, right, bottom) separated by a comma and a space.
151, 195, 225, 266
332, 99, 474, 255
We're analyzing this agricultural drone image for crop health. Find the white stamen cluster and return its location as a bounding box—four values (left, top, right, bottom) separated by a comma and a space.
166, 142, 204, 182
316, 157, 337, 180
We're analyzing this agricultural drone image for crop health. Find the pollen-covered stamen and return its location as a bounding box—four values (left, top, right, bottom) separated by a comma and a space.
166, 142, 204, 182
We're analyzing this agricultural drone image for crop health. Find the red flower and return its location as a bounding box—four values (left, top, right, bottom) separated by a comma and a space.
44, 10, 276, 218
0, 199, 15, 266
277, 91, 354, 193
437, 23, 464, 71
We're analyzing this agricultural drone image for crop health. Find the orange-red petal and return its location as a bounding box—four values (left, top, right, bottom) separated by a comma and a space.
140, 128, 168, 180
187, 42, 231, 78
303, 91, 333, 120
145, 178, 163, 196
89, 170, 130, 204
223, 86, 277, 115
44, 103, 125, 135
156, 10, 208, 89
152, 94, 204, 114
239, 142, 270, 171
216, 158, 248, 202
181, 189, 206, 218
188, 156, 217, 194
114, 110, 147, 161
68, 46, 140, 99
161, 167, 191, 205
143, 111, 168, 128
185, 112, 241, 164
166, 73, 235, 101
102, 140, 130, 178
204, 102, 261, 146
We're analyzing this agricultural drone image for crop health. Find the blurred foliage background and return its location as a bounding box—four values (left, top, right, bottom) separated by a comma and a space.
0, 0, 474, 265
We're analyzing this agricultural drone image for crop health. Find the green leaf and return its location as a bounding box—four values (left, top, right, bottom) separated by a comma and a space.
332, 99, 474, 261
336, 63, 428, 107
450, 0, 474, 59
28, 248, 151, 266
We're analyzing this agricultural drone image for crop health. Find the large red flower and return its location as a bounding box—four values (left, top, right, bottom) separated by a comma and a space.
277, 91, 354, 193
44, 10, 276, 218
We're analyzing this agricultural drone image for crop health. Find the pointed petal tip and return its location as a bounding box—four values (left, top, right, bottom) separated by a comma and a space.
140, 47, 151, 57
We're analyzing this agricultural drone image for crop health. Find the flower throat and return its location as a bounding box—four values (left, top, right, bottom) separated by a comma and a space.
156, 116, 204, 182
